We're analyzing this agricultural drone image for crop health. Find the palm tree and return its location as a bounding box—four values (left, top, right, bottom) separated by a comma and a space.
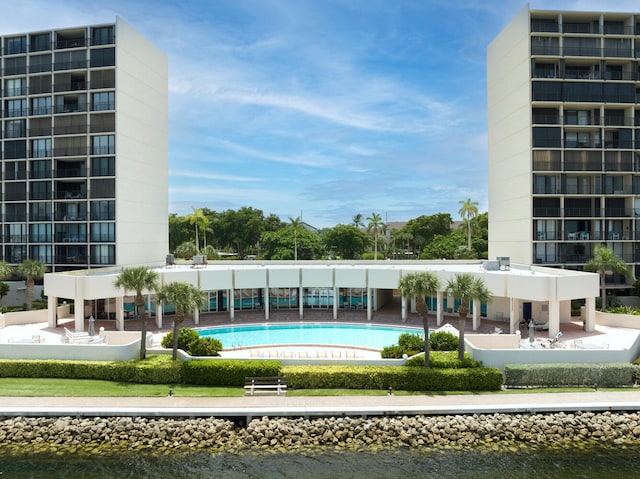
289, 216, 302, 261
584, 244, 630, 309
0, 261, 14, 307
397, 271, 441, 367
352, 213, 364, 229
114, 266, 159, 359
367, 212, 385, 260
156, 281, 206, 360
186, 207, 206, 253
458, 198, 479, 251
446, 273, 492, 361
17, 259, 46, 311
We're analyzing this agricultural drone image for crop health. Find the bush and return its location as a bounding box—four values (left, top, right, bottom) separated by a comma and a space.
161, 328, 201, 352
504, 363, 637, 388
381, 332, 424, 358
181, 359, 281, 386
282, 365, 502, 391
429, 331, 458, 351
188, 337, 223, 356
404, 351, 482, 369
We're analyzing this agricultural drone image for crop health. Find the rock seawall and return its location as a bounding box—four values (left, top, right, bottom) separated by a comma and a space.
1, 411, 639, 452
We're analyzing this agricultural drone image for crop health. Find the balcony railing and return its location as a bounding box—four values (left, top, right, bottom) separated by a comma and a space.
55, 38, 86, 49
55, 167, 86, 178
55, 103, 88, 114
53, 147, 88, 157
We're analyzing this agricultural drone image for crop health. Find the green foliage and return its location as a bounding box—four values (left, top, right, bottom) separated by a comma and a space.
322, 224, 370, 259
504, 363, 638, 388
404, 351, 482, 369
605, 305, 640, 315
281, 365, 502, 391
161, 327, 200, 352
362, 252, 384, 260
429, 331, 458, 351
260, 227, 325, 260
181, 359, 281, 386
381, 332, 424, 358
201, 245, 219, 260
188, 337, 223, 356
175, 241, 197, 259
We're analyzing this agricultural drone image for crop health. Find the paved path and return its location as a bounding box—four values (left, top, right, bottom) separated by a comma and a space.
1, 390, 638, 419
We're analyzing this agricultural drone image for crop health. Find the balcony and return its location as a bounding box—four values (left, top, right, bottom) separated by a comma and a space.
53, 147, 88, 157
55, 102, 88, 114
55, 166, 86, 178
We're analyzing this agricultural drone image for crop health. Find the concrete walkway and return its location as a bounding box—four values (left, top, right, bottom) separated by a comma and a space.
0, 390, 638, 420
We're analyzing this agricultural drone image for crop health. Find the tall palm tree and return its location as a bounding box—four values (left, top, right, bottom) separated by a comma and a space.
289, 216, 301, 261
17, 259, 46, 311
186, 207, 206, 253
458, 198, 479, 251
446, 273, 492, 361
367, 212, 385, 260
114, 266, 159, 359
397, 271, 441, 367
584, 244, 630, 309
156, 281, 206, 360
352, 213, 364, 229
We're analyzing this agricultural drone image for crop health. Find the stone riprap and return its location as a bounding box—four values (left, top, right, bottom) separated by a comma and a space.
1, 412, 639, 452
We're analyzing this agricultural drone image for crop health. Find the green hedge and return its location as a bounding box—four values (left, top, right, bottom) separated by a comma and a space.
0, 355, 182, 384
405, 351, 482, 369
181, 359, 282, 386
504, 363, 638, 388
282, 365, 503, 391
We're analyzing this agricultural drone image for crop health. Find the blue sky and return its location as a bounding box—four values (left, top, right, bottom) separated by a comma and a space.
3, 0, 639, 228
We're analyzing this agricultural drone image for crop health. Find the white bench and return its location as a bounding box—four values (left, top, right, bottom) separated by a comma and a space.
244, 376, 287, 396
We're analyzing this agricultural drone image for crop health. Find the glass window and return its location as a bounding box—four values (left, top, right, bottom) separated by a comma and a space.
90, 244, 115, 264
3, 140, 27, 159
4, 119, 26, 138
91, 27, 114, 46
5, 36, 27, 55
31, 96, 52, 115
30, 160, 51, 179
91, 135, 115, 155
90, 222, 115, 242
5, 99, 27, 117
29, 54, 52, 73
4, 204, 26, 222
90, 200, 115, 220
4, 78, 26, 96
5, 182, 26, 201
91, 157, 115, 176
30, 245, 52, 263
5, 223, 27, 242
30, 223, 52, 242
30, 202, 52, 221
30, 181, 52, 200
89, 178, 115, 198
91, 91, 115, 111
4, 161, 26, 180
31, 138, 51, 158
54, 50, 86, 70
5, 245, 27, 263
3, 56, 27, 75
90, 47, 115, 67
30, 33, 51, 52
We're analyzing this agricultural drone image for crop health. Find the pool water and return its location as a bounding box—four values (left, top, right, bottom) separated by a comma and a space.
197, 323, 422, 350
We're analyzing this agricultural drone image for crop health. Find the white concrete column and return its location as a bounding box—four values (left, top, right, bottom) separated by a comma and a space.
299, 287, 304, 320
584, 296, 596, 332
547, 298, 560, 337
436, 291, 444, 326
472, 299, 480, 330
367, 288, 372, 320
401, 295, 407, 322
333, 287, 338, 320
155, 301, 163, 329
229, 289, 235, 321
264, 288, 270, 320
193, 308, 200, 325
115, 296, 125, 331
47, 295, 57, 328
509, 297, 518, 333
74, 295, 85, 332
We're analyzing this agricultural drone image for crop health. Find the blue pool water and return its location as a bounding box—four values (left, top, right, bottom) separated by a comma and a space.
197, 323, 422, 349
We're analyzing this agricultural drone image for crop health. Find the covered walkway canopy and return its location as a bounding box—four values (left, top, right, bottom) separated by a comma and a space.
44, 260, 599, 338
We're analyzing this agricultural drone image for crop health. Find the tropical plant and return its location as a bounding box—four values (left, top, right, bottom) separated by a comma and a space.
446, 273, 492, 361
161, 327, 200, 352
289, 216, 301, 261
114, 266, 159, 359
0, 261, 13, 307
176, 241, 197, 260
186, 207, 207, 252
156, 281, 206, 360
458, 198, 479, 251
584, 244, 630, 309
322, 224, 369, 259
16, 259, 46, 311
397, 271, 441, 367
352, 213, 364, 229
367, 212, 385, 260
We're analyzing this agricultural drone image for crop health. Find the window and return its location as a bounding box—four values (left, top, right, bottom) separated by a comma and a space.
90, 200, 115, 220
30, 202, 52, 221
5, 99, 27, 117
4, 204, 26, 222
30, 224, 52, 242
90, 223, 115, 242
4, 119, 26, 138
90, 47, 115, 67
31, 96, 52, 115
54, 50, 86, 70
31, 139, 52, 158
30, 245, 52, 263
531, 36, 559, 55
30, 33, 51, 52
91, 26, 114, 46
5, 36, 26, 55
532, 127, 561, 148
91, 91, 115, 111
4, 161, 26, 180
4, 78, 26, 96
29, 54, 52, 73
5, 245, 27, 264
3, 140, 27, 160
90, 245, 115, 265
5, 223, 27, 242
56, 223, 86, 242
3, 56, 27, 75
5, 182, 26, 201
91, 135, 115, 155
91, 157, 115, 176
30, 181, 52, 200
90, 178, 115, 198
30, 160, 51, 179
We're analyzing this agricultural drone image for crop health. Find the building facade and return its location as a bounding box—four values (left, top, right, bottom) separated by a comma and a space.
488, 6, 640, 289
0, 18, 168, 271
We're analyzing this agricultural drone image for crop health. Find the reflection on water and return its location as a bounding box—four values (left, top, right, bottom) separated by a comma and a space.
2, 445, 640, 478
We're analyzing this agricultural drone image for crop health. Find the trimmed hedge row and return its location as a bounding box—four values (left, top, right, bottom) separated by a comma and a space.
282, 365, 504, 391
504, 363, 639, 388
181, 359, 281, 386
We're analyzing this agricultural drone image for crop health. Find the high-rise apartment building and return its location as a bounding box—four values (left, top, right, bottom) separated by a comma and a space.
0, 18, 168, 271
488, 6, 640, 288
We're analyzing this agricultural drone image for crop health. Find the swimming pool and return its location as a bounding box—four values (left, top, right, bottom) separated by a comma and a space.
197, 323, 423, 350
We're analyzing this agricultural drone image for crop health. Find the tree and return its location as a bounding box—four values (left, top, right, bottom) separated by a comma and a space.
186, 207, 207, 253
168, 213, 192, 253
458, 198, 479, 251
176, 241, 197, 260
114, 266, 159, 359
322, 224, 369, 259
289, 216, 302, 261
584, 244, 630, 309
402, 213, 452, 256
16, 259, 46, 311
397, 272, 441, 367
156, 281, 205, 360
217, 207, 265, 258
0, 261, 13, 308
352, 213, 364, 229
366, 212, 385, 260
261, 227, 325, 260
446, 273, 491, 361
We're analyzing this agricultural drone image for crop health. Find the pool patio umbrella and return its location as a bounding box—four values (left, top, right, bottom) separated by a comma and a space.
88, 315, 95, 336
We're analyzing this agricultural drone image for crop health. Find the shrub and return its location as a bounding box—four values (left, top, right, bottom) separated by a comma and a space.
188, 337, 223, 356
381, 332, 424, 358
405, 351, 482, 369
504, 363, 637, 388
181, 359, 281, 386
161, 327, 201, 352
429, 331, 458, 351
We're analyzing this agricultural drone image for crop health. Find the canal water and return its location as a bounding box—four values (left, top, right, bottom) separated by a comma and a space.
2, 444, 639, 478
